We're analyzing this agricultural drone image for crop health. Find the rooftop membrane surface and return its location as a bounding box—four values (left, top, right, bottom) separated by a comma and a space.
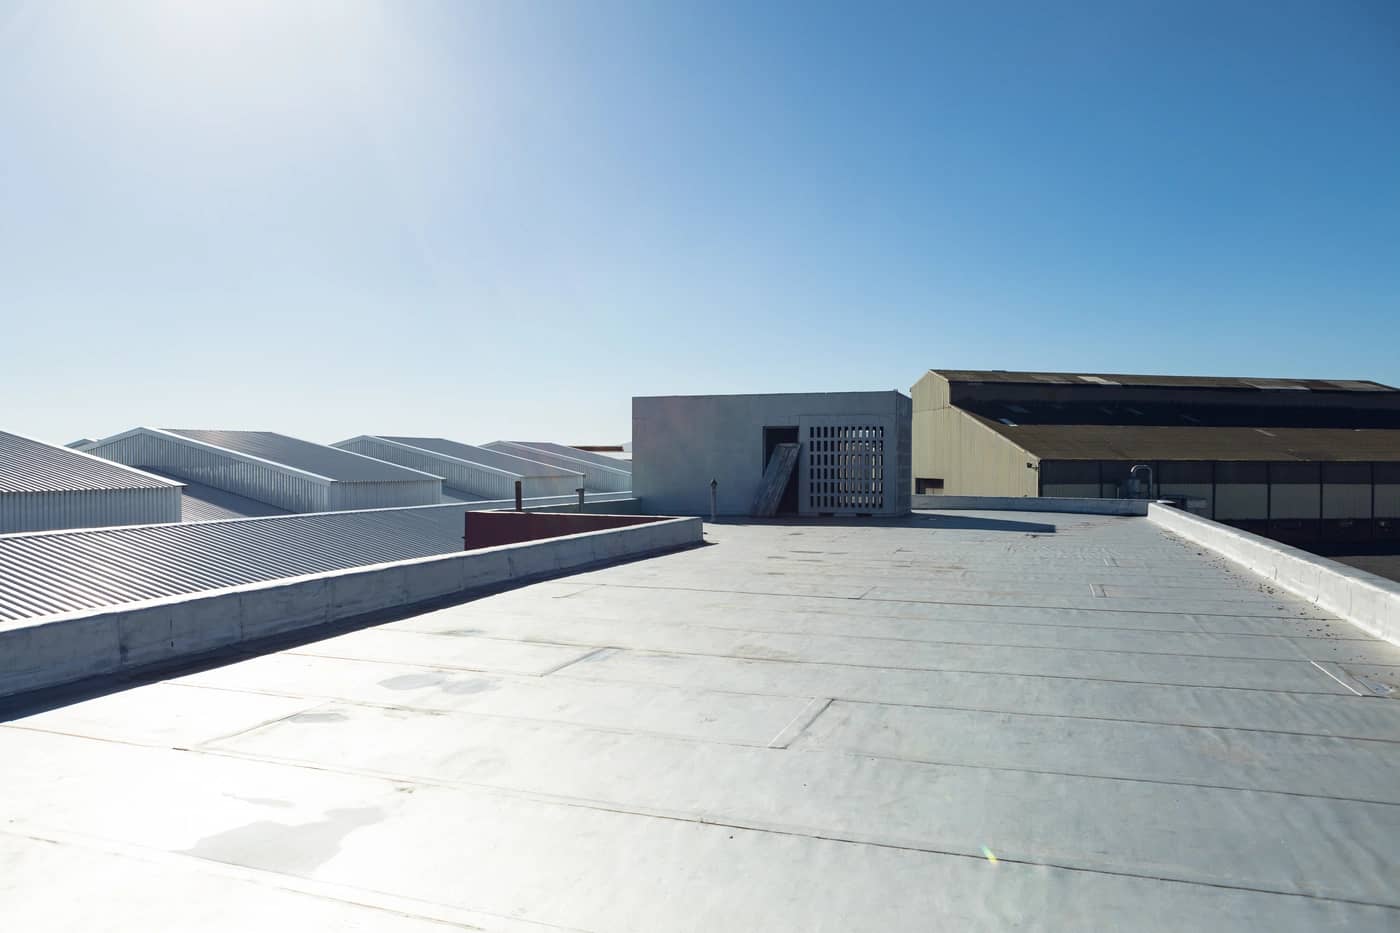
3, 509, 1399, 931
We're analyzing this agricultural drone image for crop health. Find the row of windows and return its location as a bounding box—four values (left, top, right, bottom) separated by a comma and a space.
1041, 460, 1400, 486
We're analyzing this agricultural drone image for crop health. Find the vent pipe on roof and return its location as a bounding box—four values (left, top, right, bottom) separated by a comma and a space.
1127, 464, 1154, 499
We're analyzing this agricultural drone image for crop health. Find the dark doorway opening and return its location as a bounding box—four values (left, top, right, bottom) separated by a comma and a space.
763, 426, 801, 515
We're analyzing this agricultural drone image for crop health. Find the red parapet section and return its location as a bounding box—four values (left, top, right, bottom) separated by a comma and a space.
463, 511, 669, 551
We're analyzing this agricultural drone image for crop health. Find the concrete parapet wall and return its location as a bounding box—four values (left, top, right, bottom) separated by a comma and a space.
1147, 503, 1400, 645
913, 495, 1149, 516
0, 516, 701, 700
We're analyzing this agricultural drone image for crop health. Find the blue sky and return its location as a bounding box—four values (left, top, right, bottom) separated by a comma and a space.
2, 1, 1397, 445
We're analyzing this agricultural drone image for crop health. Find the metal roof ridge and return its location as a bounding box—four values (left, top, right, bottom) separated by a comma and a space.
395, 437, 584, 479
930, 369, 1398, 390
307, 434, 445, 481
0, 429, 187, 491
346, 435, 526, 481
146, 428, 340, 484
492, 441, 630, 477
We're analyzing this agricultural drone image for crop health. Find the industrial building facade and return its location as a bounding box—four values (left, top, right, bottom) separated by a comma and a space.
913, 370, 1400, 548
634, 391, 911, 517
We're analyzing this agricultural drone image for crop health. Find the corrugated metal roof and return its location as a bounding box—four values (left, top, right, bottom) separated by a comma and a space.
973, 416, 1400, 461
0, 492, 638, 622
379, 436, 579, 478
181, 485, 290, 522
487, 440, 631, 476
165, 430, 438, 483
0, 505, 468, 621
0, 432, 183, 494
442, 486, 489, 504
933, 370, 1398, 392
134, 468, 289, 522
503, 441, 634, 474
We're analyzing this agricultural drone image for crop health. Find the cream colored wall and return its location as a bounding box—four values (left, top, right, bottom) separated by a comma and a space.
911, 372, 1039, 497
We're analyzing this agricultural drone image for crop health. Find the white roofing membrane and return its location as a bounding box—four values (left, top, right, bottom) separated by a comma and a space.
2, 509, 1397, 930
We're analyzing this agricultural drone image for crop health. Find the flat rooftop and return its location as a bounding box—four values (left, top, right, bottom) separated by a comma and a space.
3, 509, 1399, 930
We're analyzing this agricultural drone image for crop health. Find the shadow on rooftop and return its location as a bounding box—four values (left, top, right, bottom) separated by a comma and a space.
909, 513, 1057, 534
712, 513, 1057, 534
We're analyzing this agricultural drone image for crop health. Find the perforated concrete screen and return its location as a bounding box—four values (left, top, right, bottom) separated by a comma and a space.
803, 422, 887, 513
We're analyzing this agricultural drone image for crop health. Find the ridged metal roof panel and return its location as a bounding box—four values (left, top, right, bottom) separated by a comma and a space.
0, 492, 637, 622
502, 442, 634, 474
0, 505, 468, 621
932, 370, 1398, 392
165, 430, 438, 483
379, 436, 578, 478
0, 432, 182, 493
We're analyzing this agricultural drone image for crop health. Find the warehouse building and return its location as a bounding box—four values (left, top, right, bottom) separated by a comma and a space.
0, 431, 184, 533
912, 370, 1400, 548
634, 391, 911, 517
85, 428, 443, 515
486, 441, 633, 493
334, 435, 583, 501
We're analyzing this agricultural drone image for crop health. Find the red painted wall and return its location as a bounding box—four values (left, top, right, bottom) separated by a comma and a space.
464, 511, 668, 550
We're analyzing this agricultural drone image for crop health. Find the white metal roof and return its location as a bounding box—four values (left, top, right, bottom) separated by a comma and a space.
0, 431, 182, 494
0, 492, 634, 621
486, 440, 632, 477
164, 430, 440, 483
378, 436, 580, 478
500, 441, 634, 473
0, 505, 465, 620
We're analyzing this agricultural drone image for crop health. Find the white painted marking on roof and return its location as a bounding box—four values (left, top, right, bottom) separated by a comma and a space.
1308, 661, 1364, 697
767, 697, 834, 749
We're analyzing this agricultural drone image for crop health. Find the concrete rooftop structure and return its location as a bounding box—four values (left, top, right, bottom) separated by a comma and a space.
3, 508, 1399, 930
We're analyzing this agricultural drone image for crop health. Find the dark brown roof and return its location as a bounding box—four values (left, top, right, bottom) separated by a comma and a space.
971, 415, 1400, 462
932, 370, 1397, 393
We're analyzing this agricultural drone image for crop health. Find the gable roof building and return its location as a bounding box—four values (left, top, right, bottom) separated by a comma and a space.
84, 428, 443, 515
912, 370, 1400, 548
334, 436, 583, 501
0, 430, 183, 533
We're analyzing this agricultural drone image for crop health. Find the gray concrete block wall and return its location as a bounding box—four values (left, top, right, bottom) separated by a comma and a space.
634, 392, 911, 517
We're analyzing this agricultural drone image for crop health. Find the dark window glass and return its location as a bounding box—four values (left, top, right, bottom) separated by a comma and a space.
1270, 462, 1320, 484
1040, 461, 1098, 484
1372, 463, 1400, 483
1158, 461, 1212, 484
1216, 462, 1266, 483
1322, 462, 1370, 484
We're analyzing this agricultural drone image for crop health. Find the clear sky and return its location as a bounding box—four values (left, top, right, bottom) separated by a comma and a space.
3, 1, 1397, 446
